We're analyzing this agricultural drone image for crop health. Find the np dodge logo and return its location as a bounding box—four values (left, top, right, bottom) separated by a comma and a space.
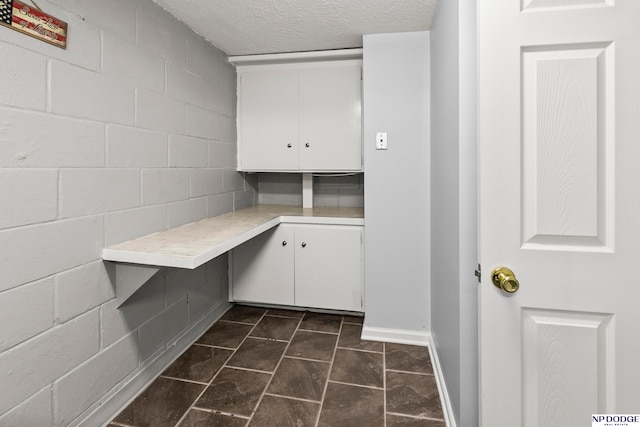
593, 414, 640, 426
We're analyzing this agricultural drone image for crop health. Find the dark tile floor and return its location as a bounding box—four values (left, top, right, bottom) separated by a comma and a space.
109, 305, 446, 427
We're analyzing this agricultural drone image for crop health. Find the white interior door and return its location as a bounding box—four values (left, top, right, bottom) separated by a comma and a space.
479, 1, 640, 426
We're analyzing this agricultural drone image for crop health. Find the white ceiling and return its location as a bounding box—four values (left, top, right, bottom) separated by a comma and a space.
152, 0, 438, 56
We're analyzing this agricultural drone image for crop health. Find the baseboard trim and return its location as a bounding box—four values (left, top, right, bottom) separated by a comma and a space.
428, 335, 458, 427
360, 326, 430, 346
360, 326, 456, 427
74, 300, 232, 427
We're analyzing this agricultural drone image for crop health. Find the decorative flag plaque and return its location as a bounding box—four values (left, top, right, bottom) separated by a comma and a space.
0, 0, 67, 49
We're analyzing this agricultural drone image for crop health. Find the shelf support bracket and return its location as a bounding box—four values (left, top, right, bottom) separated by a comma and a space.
115, 263, 162, 307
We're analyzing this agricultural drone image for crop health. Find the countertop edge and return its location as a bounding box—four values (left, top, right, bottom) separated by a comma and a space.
102, 206, 364, 268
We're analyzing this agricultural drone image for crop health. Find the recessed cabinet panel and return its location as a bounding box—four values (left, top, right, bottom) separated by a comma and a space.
294, 225, 363, 311
299, 65, 362, 171
240, 69, 299, 170
231, 225, 294, 305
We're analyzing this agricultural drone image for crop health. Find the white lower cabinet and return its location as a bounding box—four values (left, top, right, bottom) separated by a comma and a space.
231, 225, 294, 305
231, 223, 363, 312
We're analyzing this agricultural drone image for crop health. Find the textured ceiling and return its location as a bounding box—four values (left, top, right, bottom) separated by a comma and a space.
152, 0, 438, 56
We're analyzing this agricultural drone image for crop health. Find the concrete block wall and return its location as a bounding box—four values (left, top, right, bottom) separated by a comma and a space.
257, 173, 364, 207
0, 0, 254, 424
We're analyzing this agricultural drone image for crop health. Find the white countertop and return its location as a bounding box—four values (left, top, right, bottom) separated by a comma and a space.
102, 205, 364, 269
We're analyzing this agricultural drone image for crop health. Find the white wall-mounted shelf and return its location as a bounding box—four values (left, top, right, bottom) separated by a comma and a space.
103, 205, 364, 306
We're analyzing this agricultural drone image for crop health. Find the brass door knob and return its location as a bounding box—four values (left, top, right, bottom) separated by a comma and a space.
491, 267, 520, 294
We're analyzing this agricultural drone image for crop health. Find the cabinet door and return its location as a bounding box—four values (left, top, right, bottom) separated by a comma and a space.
298, 64, 362, 171
239, 69, 298, 170
294, 225, 363, 312
232, 225, 294, 305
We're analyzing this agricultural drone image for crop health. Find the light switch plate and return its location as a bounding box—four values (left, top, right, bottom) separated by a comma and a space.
376, 131, 388, 150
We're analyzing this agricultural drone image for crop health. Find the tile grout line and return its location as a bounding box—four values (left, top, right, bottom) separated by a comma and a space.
263, 392, 322, 405
386, 411, 447, 422
335, 345, 384, 354
190, 406, 251, 420
281, 354, 332, 364
326, 379, 384, 391
298, 328, 339, 336
385, 367, 436, 376
172, 308, 268, 427
247, 312, 305, 424
158, 375, 209, 386
313, 317, 344, 427
383, 341, 387, 427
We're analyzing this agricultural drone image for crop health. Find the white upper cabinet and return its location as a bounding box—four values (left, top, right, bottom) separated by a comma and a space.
239, 68, 299, 170
297, 65, 362, 171
235, 55, 362, 172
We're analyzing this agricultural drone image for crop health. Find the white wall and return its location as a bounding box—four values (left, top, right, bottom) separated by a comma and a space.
430, 0, 478, 425
0, 0, 255, 424
362, 32, 431, 336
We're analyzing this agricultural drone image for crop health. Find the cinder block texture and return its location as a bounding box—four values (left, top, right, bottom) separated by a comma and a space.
209, 141, 236, 168
205, 81, 236, 117
191, 169, 224, 197
0, 0, 248, 422
53, 333, 138, 426
0, 385, 52, 427
100, 275, 165, 348
142, 168, 190, 205
0, 107, 105, 168
0, 278, 54, 352
102, 32, 165, 93
235, 188, 258, 210
167, 198, 207, 229
106, 125, 168, 168
137, 2, 188, 68
105, 206, 167, 246
223, 168, 247, 193
0, 41, 46, 111
48, 0, 137, 43
187, 38, 220, 82
136, 88, 187, 134
138, 298, 189, 361
49, 61, 135, 125
166, 265, 207, 306
55, 261, 115, 324
0, 169, 58, 229
59, 169, 141, 218
186, 104, 219, 139
207, 193, 234, 217
169, 134, 209, 168
0, 216, 104, 293
0, 310, 99, 414
166, 63, 205, 107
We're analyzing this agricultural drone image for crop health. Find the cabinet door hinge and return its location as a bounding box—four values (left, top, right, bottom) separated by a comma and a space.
475, 264, 481, 283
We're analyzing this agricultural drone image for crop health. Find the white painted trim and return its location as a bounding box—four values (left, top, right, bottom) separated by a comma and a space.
229, 48, 363, 66
360, 325, 430, 347
75, 301, 232, 427
360, 327, 457, 426
428, 335, 458, 427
